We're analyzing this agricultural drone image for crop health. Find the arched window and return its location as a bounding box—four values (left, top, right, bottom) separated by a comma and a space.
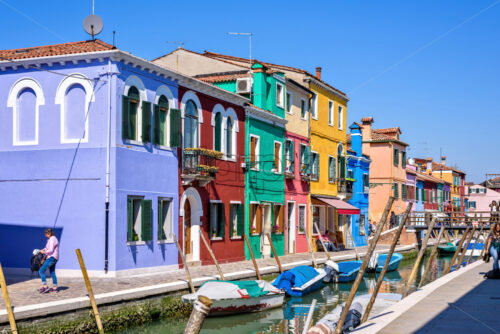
154, 95, 169, 146
63, 84, 86, 141
214, 112, 222, 151
122, 86, 140, 141
226, 117, 233, 158
184, 100, 198, 148
337, 143, 345, 179
16, 88, 37, 144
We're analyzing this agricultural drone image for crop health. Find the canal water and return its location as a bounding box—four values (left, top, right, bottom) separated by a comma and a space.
118, 254, 456, 334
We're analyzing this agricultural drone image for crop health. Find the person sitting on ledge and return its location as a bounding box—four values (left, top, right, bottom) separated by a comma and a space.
317, 230, 337, 252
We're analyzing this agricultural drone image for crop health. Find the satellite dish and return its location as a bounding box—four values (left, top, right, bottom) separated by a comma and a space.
83, 14, 103, 39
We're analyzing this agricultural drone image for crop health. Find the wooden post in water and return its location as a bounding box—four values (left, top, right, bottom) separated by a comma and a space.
346, 223, 361, 260
467, 224, 484, 265
199, 232, 225, 280
334, 196, 395, 334
443, 226, 470, 275
402, 217, 437, 298
173, 235, 195, 293
184, 295, 213, 334
361, 202, 412, 323
0, 262, 17, 334
244, 233, 261, 280
418, 224, 445, 289
313, 222, 331, 261
266, 233, 283, 273
75, 249, 104, 334
455, 226, 476, 269
304, 227, 318, 268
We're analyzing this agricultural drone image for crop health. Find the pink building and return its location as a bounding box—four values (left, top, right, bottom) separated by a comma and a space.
466, 184, 500, 213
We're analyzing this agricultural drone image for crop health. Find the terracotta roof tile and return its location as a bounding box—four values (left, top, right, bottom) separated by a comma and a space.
194, 71, 250, 83
361, 117, 373, 122
373, 127, 401, 134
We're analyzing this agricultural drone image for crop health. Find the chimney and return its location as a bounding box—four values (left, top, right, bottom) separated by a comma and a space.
315, 67, 322, 79
361, 117, 373, 142
441, 156, 446, 166
426, 157, 433, 175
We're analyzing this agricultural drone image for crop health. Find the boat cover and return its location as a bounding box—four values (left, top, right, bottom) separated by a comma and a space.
273, 265, 320, 294
183, 280, 280, 301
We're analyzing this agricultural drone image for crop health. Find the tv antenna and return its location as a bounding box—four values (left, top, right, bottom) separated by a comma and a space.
83, 0, 103, 39
166, 41, 185, 49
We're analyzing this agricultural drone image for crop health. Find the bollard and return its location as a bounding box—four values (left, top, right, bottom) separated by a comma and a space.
173, 235, 196, 293
418, 225, 445, 289
314, 222, 331, 261
304, 227, 318, 268
302, 299, 317, 334
244, 233, 262, 280
334, 196, 395, 334
467, 224, 484, 265
200, 232, 225, 280
266, 233, 283, 273
455, 226, 476, 270
361, 202, 412, 323
443, 227, 470, 275
184, 295, 213, 334
0, 262, 17, 334
402, 217, 437, 298
75, 249, 104, 334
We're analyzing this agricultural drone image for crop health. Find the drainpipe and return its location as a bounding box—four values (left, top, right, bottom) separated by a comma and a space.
104, 59, 113, 273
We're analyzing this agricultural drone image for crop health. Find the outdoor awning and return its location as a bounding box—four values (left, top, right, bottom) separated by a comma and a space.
313, 196, 360, 215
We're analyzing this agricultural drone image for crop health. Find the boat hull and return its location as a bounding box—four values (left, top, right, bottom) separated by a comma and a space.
338, 261, 363, 282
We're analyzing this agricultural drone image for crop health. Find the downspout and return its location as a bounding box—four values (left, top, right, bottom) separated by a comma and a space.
104, 58, 112, 273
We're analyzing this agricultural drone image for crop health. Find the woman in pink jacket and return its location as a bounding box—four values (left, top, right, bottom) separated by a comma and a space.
39, 228, 59, 293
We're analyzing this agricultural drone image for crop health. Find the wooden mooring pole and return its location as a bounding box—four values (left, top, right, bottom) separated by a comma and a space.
244, 233, 262, 280
361, 202, 412, 323
199, 232, 225, 280
467, 224, 484, 265
0, 262, 17, 334
173, 235, 196, 293
75, 249, 104, 334
418, 224, 445, 289
184, 295, 212, 334
402, 217, 437, 298
304, 227, 318, 268
443, 226, 470, 276
455, 226, 476, 269
313, 222, 331, 261
334, 196, 395, 334
266, 233, 283, 273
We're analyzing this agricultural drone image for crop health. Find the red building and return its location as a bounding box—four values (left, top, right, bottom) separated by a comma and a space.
176, 84, 248, 266
416, 172, 443, 211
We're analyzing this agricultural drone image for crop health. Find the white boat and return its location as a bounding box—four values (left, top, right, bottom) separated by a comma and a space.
182, 280, 284, 316
454, 237, 484, 257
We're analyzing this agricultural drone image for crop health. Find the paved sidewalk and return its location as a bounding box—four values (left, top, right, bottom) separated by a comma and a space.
0, 243, 418, 323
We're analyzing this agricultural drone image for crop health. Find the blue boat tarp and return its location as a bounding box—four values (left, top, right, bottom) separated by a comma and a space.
273, 266, 322, 296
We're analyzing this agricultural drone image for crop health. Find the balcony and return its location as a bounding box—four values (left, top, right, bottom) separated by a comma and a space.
337, 178, 354, 199
181, 148, 223, 186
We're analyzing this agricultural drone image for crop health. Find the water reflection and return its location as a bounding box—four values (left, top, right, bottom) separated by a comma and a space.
118, 255, 456, 334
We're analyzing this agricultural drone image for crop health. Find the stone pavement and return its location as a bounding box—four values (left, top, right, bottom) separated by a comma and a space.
0, 243, 420, 323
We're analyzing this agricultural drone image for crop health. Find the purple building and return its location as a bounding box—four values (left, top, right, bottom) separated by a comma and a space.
0, 40, 195, 277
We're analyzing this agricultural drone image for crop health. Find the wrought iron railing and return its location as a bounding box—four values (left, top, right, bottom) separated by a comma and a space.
182, 148, 222, 176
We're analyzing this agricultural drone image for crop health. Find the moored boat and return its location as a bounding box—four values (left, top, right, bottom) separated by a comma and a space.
368, 253, 403, 273
182, 280, 284, 316
272, 265, 328, 296
337, 260, 363, 282
438, 242, 457, 254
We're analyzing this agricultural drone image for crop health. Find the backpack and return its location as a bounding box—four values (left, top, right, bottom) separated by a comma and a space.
484, 269, 500, 279
30, 252, 46, 274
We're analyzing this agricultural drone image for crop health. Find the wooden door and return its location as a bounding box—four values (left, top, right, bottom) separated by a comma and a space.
184, 200, 191, 254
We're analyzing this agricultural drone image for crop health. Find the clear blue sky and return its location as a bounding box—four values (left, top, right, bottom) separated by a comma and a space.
1, 0, 499, 182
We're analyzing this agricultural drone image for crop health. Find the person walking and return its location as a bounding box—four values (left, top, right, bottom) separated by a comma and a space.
39, 228, 59, 293
486, 223, 500, 271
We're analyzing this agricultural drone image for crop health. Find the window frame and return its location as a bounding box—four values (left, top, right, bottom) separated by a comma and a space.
229, 201, 243, 239
127, 196, 153, 245
157, 197, 174, 243
153, 94, 170, 148
276, 82, 285, 109
311, 151, 319, 181
273, 140, 283, 173
249, 134, 260, 170
285, 138, 294, 174
300, 98, 308, 120
310, 93, 318, 120
328, 155, 336, 183
337, 105, 343, 130
298, 204, 307, 235
209, 201, 225, 240
328, 100, 334, 126
286, 91, 293, 114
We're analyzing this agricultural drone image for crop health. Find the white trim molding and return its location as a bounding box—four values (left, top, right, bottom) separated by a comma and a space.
55, 73, 95, 144
180, 90, 203, 123
7, 77, 45, 146
153, 85, 176, 109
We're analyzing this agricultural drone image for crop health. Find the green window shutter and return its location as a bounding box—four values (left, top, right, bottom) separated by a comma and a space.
218, 203, 225, 238
423, 189, 427, 202
169, 108, 181, 147
209, 203, 214, 238
153, 105, 160, 145
129, 101, 137, 141
393, 149, 399, 166
141, 199, 153, 241
340, 156, 346, 178
160, 110, 166, 146
127, 198, 134, 242
393, 183, 399, 199
158, 200, 165, 240
229, 205, 234, 237
237, 204, 243, 236
402, 185, 407, 200
416, 187, 420, 201
289, 140, 295, 172
305, 146, 311, 174
122, 96, 130, 140
142, 101, 152, 143
402, 151, 406, 168
214, 113, 222, 151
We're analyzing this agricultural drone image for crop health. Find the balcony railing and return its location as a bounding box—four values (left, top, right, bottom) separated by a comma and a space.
337, 178, 354, 198
182, 148, 223, 186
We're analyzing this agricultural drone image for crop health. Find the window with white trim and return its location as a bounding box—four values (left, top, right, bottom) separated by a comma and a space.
328, 156, 336, 183
338, 105, 343, 129
298, 204, 306, 234
158, 198, 173, 242
276, 82, 284, 108
328, 100, 334, 126
311, 152, 319, 181
210, 202, 225, 239
229, 203, 243, 238
250, 135, 259, 169
127, 196, 152, 242
300, 98, 307, 119
311, 93, 317, 119
285, 139, 294, 174
273, 141, 282, 172
286, 92, 292, 113
226, 116, 234, 159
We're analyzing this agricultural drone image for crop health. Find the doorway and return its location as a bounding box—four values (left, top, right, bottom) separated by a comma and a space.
184, 200, 192, 261
180, 187, 202, 264
262, 203, 272, 258
287, 202, 296, 254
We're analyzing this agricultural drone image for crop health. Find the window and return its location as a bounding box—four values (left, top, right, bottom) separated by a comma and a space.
276, 82, 284, 108
423, 189, 427, 202
311, 93, 317, 119
210, 202, 225, 239
300, 144, 310, 175
123, 86, 152, 142
273, 204, 284, 234
328, 156, 336, 183
312, 206, 321, 234
285, 139, 294, 174
347, 170, 354, 179
300, 99, 307, 119
274, 141, 282, 172
393, 148, 399, 166
229, 203, 243, 238
469, 201, 476, 209
311, 152, 319, 181
286, 92, 292, 113
127, 197, 152, 242
402, 184, 407, 200
393, 183, 399, 199
184, 100, 198, 148
328, 100, 334, 126
158, 198, 173, 242
416, 187, 420, 201
338, 105, 343, 129
402, 151, 407, 168
226, 117, 234, 158
359, 214, 366, 236
153, 95, 169, 146
337, 144, 345, 179
363, 173, 369, 192
250, 203, 262, 235
214, 112, 222, 151
298, 205, 306, 234
250, 135, 259, 169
